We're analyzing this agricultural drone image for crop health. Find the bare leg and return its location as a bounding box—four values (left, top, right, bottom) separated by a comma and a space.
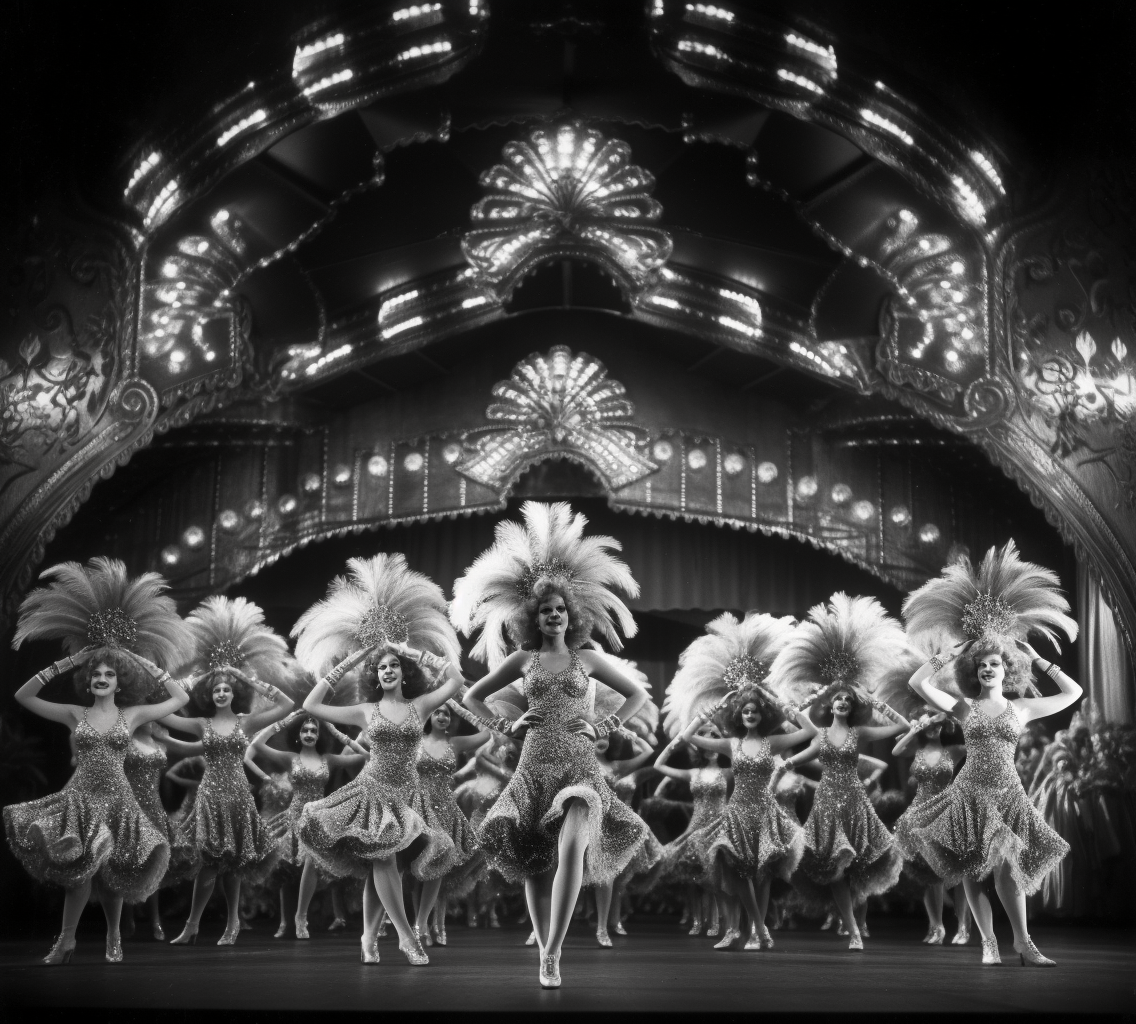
175, 866, 218, 938
296, 859, 320, 936
219, 873, 242, 942
147, 892, 164, 940
371, 857, 414, 945
992, 862, 1028, 946
686, 884, 703, 934
416, 877, 443, 937
524, 869, 554, 953
923, 882, 945, 942
594, 880, 614, 945
962, 877, 994, 940
98, 890, 124, 958
829, 878, 860, 945
362, 874, 382, 943
951, 884, 972, 941
330, 883, 346, 927
57, 880, 92, 948
611, 868, 631, 932
544, 800, 592, 960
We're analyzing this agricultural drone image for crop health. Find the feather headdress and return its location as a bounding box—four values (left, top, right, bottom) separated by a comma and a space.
871, 648, 945, 721
767, 593, 911, 706
182, 596, 292, 687
13, 557, 192, 668
450, 501, 639, 668
902, 540, 1077, 652
591, 657, 659, 742
663, 612, 796, 736
292, 553, 460, 676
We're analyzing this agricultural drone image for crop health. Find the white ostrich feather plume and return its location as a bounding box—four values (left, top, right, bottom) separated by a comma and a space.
663, 612, 796, 736
13, 557, 193, 669
902, 540, 1077, 652
767, 593, 911, 703
292, 553, 460, 675
182, 595, 293, 687
450, 501, 639, 668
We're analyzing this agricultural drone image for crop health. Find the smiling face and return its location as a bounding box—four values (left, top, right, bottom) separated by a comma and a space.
537, 593, 568, 640
430, 706, 452, 733
89, 661, 119, 699
375, 651, 404, 693
830, 690, 854, 719
299, 719, 320, 748
975, 652, 1005, 690
212, 678, 234, 709
740, 701, 762, 731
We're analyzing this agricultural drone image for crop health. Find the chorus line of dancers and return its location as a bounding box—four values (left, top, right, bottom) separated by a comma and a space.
4, 502, 1082, 985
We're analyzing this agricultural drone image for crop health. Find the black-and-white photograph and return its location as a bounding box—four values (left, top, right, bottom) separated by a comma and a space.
2, 0, 1134, 1016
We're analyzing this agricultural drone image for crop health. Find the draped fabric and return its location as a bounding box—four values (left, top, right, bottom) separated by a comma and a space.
1078, 562, 1135, 725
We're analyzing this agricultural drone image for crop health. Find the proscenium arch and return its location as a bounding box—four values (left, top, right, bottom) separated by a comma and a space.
0, 0, 1129, 651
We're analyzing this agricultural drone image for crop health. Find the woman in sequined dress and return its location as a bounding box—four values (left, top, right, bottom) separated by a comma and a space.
891, 712, 971, 945
162, 665, 295, 946
650, 722, 732, 939
5, 647, 193, 964
246, 711, 368, 938
298, 643, 464, 965
678, 685, 815, 950
592, 731, 660, 946
411, 703, 489, 946
461, 588, 650, 988
123, 721, 200, 940
780, 685, 909, 950
906, 639, 1081, 965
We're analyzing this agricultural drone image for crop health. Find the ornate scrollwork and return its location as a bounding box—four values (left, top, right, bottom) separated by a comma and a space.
461, 119, 673, 297
456, 345, 657, 492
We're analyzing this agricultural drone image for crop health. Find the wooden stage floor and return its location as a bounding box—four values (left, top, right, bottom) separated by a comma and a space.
2, 917, 1133, 1014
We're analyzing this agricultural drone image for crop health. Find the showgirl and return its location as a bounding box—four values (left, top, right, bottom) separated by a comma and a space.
903, 541, 1082, 966
4, 558, 194, 964
292, 553, 465, 966
664, 612, 814, 950
772, 595, 912, 950
450, 501, 651, 988
163, 597, 296, 946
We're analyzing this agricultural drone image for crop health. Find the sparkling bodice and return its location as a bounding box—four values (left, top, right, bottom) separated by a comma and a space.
688, 767, 729, 829
910, 747, 955, 802
958, 701, 1020, 790
417, 742, 458, 780
522, 651, 593, 724
732, 737, 777, 798
361, 702, 422, 790
73, 710, 133, 795
603, 766, 637, 805
124, 742, 167, 795
815, 726, 863, 809
289, 756, 329, 810
200, 719, 252, 802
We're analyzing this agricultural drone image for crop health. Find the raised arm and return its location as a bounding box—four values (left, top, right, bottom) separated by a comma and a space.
677, 711, 732, 756
12, 649, 95, 728
779, 733, 823, 774
849, 684, 912, 742
1011, 641, 1083, 726
908, 641, 970, 717
858, 753, 888, 789
151, 724, 204, 757
226, 666, 294, 733
450, 729, 492, 755
323, 722, 369, 756
892, 715, 930, 757
463, 650, 529, 723
165, 756, 203, 789
123, 652, 191, 728
302, 648, 374, 730
611, 734, 658, 775
394, 643, 465, 719
652, 736, 694, 782
247, 713, 302, 769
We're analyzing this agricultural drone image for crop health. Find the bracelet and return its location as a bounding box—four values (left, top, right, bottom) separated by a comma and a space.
323, 662, 349, 688
1045, 662, 1061, 681
32, 670, 52, 688
929, 655, 946, 672
594, 713, 621, 738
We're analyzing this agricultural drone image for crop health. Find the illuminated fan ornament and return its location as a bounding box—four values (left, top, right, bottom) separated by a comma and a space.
461, 118, 673, 296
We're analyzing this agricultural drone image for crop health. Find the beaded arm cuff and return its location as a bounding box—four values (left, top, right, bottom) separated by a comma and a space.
929, 655, 946, 672
325, 723, 368, 755
870, 698, 905, 725
594, 713, 621, 739
445, 699, 508, 734
321, 661, 350, 689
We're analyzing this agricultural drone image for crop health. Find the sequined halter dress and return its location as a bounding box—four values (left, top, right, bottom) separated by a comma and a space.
705, 737, 805, 888
905, 701, 1068, 892
183, 719, 279, 881
476, 651, 649, 885
4, 709, 169, 901
893, 746, 957, 886
795, 726, 902, 908
654, 766, 730, 886
272, 755, 329, 868
601, 763, 662, 878
124, 740, 198, 886
299, 703, 454, 880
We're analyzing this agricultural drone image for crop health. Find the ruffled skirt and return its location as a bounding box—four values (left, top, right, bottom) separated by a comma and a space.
413, 786, 480, 884
183, 787, 279, 882
706, 799, 806, 889
476, 727, 648, 886
795, 794, 902, 908
904, 779, 1069, 894
298, 773, 455, 882
4, 786, 169, 902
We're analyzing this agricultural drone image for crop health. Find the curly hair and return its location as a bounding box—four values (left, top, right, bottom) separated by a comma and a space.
512, 581, 593, 651
954, 642, 1032, 698
364, 646, 430, 699
189, 670, 255, 716
424, 702, 453, 735
287, 714, 333, 754
808, 682, 875, 728
722, 685, 785, 737
74, 648, 149, 707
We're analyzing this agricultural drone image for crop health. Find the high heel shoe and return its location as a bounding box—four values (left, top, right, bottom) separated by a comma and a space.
847, 932, 864, 951
952, 925, 972, 945
217, 924, 240, 946
927, 924, 946, 946
169, 924, 199, 945
432, 920, 447, 946
43, 934, 76, 965
743, 925, 761, 951
1014, 937, 1055, 967
687, 915, 703, 936
360, 936, 380, 964
705, 922, 720, 937
758, 924, 775, 950
612, 921, 627, 936
399, 936, 429, 966
328, 916, 347, 932
525, 929, 538, 947
295, 916, 310, 940
105, 936, 123, 963
274, 922, 288, 939
713, 927, 740, 950
981, 936, 1001, 965
595, 927, 612, 948
152, 921, 166, 942
539, 952, 561, 988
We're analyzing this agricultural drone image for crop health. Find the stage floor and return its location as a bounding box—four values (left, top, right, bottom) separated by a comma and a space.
2, 917, 1133, 1013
